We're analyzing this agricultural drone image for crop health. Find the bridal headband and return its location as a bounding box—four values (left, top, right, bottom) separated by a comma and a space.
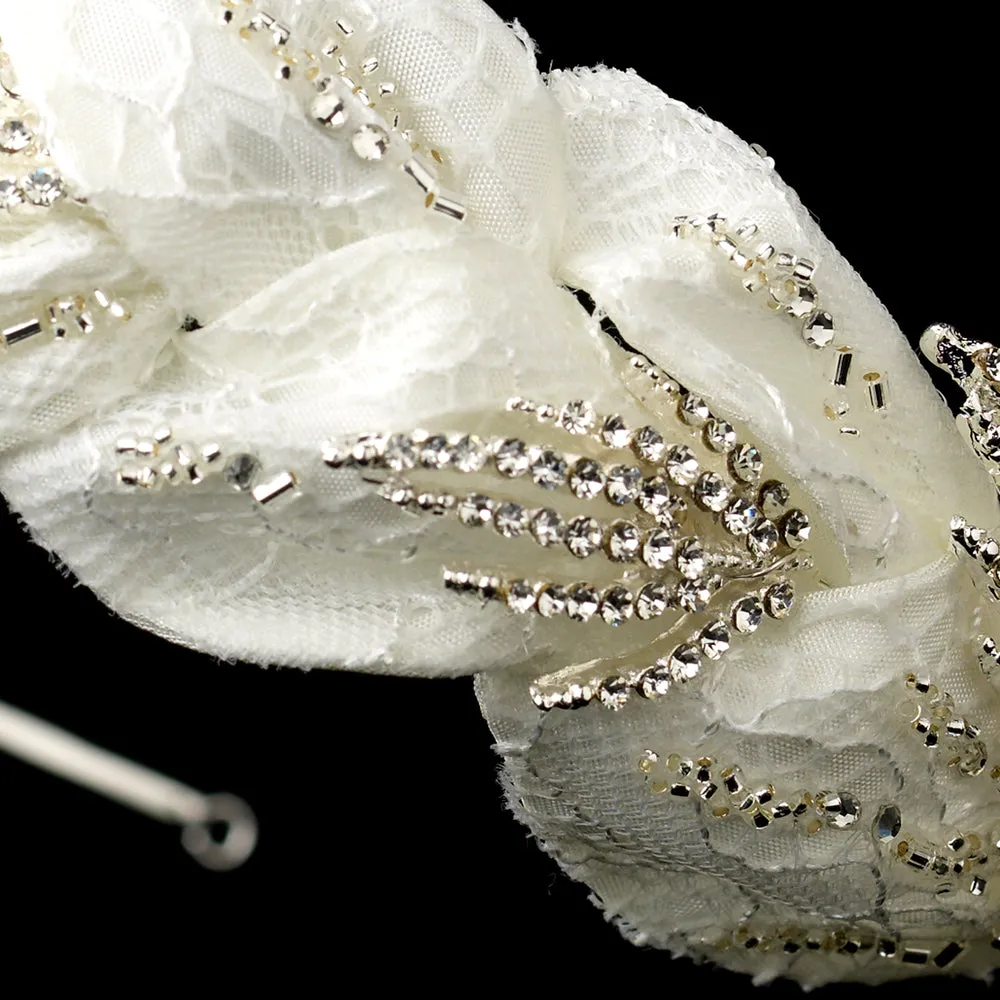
1, 0, 998, 985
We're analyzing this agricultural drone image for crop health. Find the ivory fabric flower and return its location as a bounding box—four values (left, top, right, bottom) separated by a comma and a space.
2, 0, 999, 985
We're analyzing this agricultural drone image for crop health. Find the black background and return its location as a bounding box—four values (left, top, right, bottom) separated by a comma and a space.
0, 6, 994, 992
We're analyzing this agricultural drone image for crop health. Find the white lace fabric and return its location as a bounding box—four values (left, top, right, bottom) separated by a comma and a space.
2, 0, 998, 984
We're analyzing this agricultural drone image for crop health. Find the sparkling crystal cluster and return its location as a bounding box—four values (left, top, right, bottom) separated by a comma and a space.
0, 38, 67, 211
326, 356, 812, 711
220, 1, 466, 221
1, 288, 130, 352
115, 428, 296, 508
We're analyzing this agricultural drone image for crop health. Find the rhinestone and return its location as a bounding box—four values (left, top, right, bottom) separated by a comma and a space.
803, 309, 836, 348
642, 528, 676, 569
530, 508, 565, 547
700, 619, 731, 659
676, 579, 711, 613
675, 537, 707, 579
665, 445, 699, 486
821, 791, 861, 829
352, 124, 390, 160
765, 580, 795, 618
494, 502, 527, 537
418, 434, 450, 468
693, 472, 731, 512
379, 479, 413, 506
598, 677, 630, 710
636, 583, 669, 620
457, 494, 493, 527
637, 476, 674, 520
567, 583, 600, 622
223, 453, 262, 492
607, 520, 641, 562
983, 347, 1000, 383
599, 585, 634, 625
759, 480, 791, 519
311, 90, 348, 128
384, 434, 416, 471
632, 425, 665, 463
0, 118, 32, 153
668, 643, 702, 682
558, 400, 596, 434
601, 414, 632, 449
20, 167, 65, 207
723, 497, 760, 536
640, 663, 671, 699
569, 459, 605, 499
565, 516, 603, 558
782, 509, 811, 548
450, 434, 487, 472
748, 519, 780, 557
605, 464, 642, 505
0, 177, 22, 209
873, 804, 902, 843
704, 418, 737, 453
530, 449, 568, 489
680, 394, 711, 427
507, 580, 537, 614
729, 444, 763, 484
732, 595, 764, 633
495, 439, 530, 477
537, 585, 568, 617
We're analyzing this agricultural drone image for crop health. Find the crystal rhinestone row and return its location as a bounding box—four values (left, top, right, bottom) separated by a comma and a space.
637, 750, 860, 833
697, 921, 969, 971
1, 288, 131, 352
901, 672, 991, 781
115, 428, 297, 508
1, 37, 68, 212
327, 363, 814, 711
219, 2, 466, 221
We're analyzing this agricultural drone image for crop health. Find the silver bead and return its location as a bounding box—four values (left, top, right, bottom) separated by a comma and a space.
351, 124, 390, 160
311, 90, 348, 129
2, 317, 44, 349
251, 470, 299, 507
